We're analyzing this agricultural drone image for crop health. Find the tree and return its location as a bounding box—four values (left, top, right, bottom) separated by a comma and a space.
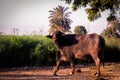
74, 25, 87, 34
101, 18, 120, 37
12, 28, 19, 36
101, 27, 116, 37
62, 0, 120, 21
48, 5, 72, 34
0, 32, 5, 35
108, 19, 120, 29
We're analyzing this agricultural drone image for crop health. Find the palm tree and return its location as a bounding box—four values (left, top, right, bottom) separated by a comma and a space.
48, 5, 72, 34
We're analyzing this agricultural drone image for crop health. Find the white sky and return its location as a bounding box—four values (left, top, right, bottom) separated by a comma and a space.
0, 0, 116, 35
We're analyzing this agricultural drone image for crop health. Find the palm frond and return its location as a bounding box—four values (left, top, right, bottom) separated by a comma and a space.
48, 5, 72, 33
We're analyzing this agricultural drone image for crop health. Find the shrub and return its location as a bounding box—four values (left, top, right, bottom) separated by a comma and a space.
0, 35, 119, 68
104, 37, 120, 62
0, 35, 57, 67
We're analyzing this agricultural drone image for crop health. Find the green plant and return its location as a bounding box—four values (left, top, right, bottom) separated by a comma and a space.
0, 35, 57, 67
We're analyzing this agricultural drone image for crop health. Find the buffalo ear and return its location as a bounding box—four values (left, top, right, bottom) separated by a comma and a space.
46, 35, 53, 39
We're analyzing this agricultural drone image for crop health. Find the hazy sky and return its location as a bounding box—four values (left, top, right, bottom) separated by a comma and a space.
0, 0, 116, 35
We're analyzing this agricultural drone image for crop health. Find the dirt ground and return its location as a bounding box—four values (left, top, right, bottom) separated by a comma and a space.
0, 63, 120, 80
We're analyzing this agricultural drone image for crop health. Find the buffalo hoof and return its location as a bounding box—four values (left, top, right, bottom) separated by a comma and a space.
69, 71, 74, 75
53, 73, 58, 76
95, 73, 100, 77
75, 69, 81, 73
93, 73, 100, 77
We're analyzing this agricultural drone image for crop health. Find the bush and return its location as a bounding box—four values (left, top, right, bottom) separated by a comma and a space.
0, 35, 119, 68
0, 35, 57, 67
104, 37, 120, 62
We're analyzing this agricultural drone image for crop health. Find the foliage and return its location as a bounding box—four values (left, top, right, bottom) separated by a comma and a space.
104, 37, 120, 62
101, 27, 117, 37
0, 35, 120, 68
0, 35, 57, 67
74, 25, 87, 34
48, 5, 72, 34
100, 18, 120, 61
62, 0, 120, 21
12, 28, 19, 35
107, 15, 117, 22
101, 19, 120, 37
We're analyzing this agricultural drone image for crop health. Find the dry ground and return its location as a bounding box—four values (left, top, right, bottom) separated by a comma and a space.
0, 63, 120, 80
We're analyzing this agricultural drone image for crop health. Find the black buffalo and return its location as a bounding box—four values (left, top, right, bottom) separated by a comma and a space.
47, 31, 105, 76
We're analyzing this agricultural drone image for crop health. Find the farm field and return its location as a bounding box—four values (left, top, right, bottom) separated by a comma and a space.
0, 63, 120, 80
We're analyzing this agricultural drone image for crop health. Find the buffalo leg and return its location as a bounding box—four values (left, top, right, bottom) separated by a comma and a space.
53, 58, 62, 76
92, 55, 100, 76
95, 58, 100, 76
70, 60, 75, 75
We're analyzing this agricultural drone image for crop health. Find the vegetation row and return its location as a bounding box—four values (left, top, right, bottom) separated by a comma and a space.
0, 35, 120, 68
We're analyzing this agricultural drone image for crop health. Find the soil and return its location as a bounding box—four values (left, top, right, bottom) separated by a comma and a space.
0, 63, 120, 80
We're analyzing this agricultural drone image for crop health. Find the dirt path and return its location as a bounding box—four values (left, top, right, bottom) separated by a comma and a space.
0, 63, 120, 80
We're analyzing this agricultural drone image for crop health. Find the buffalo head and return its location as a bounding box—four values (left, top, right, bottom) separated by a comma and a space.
46, 31, 64, 45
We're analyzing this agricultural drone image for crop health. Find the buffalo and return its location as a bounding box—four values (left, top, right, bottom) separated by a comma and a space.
47, 31, 105, 76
